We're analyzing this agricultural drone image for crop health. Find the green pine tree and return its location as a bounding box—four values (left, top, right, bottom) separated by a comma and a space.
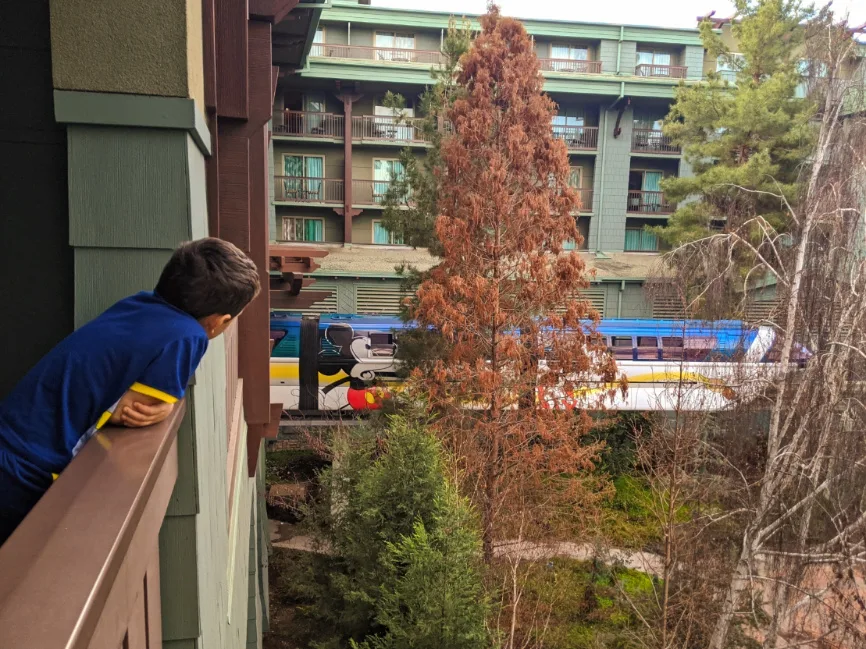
299, 415, 488, 649
351, 486, 489, 649
657, 0, 817, 248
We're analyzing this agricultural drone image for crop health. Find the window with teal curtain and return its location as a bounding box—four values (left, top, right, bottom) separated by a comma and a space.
304, 219, 323, 242
625, 228, 658, 252
624, 229, 642, 251
373, 160, 404, 203
642, 230, 658, 251
304, 157, 324, 200
373, 221, 390, 244
373, 221, 403, 244
642, 171, 663, 211
284, 155, 303, 198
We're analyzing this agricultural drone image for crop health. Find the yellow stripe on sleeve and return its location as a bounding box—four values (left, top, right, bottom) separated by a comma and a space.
130, 382, 179, 404
96, 411, 112, 430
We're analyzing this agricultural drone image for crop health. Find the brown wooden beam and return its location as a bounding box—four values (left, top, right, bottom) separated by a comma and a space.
250, 0, 299, 23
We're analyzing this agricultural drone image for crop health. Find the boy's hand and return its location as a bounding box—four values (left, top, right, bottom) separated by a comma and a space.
120, 401, 174, 428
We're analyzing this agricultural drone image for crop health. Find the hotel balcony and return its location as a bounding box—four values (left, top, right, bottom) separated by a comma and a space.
539, 58, 603, 74
310, 43, 446, 65
631, 129, 681, 155
552, 125, 599, 151
273, 177, 406, 208
635, 64, 688, 79
627, 190, 675, 215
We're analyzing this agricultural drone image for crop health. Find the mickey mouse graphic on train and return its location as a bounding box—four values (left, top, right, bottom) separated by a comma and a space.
270, 314, 400, 412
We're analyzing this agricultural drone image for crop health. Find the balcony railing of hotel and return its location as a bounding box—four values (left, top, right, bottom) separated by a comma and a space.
627, 190, 675, 214
574, 188, 594, 212
0, 403, 185, 649
552, 125, 599, 150
273, 110, 344, 138
631, 129, 681, 154
539, 58, 603, 74
635, 64, 688, 79
310, 43, 446, 65
353, 179, 409, 206
352, 115, 433, 144
274, 176, 345, 203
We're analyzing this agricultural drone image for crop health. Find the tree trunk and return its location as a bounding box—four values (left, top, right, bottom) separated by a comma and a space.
708, 549, 752, 649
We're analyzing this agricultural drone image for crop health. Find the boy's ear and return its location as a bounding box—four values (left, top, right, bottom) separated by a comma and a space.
199, 313, 234, 339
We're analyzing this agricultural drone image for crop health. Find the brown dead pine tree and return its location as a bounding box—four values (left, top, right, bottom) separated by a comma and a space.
409, 4, 621, 568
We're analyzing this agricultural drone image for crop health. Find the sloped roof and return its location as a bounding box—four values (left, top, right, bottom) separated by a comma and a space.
309, 244, 665, 281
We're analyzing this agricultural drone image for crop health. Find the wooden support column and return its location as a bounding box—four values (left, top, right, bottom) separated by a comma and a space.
343, 95, 354, 243
338, 92, 363, 245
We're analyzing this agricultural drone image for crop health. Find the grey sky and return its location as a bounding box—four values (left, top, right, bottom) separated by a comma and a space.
371, 0, 866, 30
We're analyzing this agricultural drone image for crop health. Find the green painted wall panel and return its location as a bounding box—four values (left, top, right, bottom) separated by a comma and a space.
165, 398, 199, 518
73, 247, 171, 327
590, 106, 633, 252
159, 514, 201, 640
187, 133, 209, 240
320, 22, 348, 45
67, 125, 193, 249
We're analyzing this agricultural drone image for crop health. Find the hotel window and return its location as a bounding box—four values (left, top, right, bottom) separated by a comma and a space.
373, 220, 404, 245
282, 155, 325, 200
281, 217, 324, 242
375, 32, 415, 61
716, 53, 744, 83
549, 44, 589, 72
636, 50, 672, 75
311, 27, 324, 56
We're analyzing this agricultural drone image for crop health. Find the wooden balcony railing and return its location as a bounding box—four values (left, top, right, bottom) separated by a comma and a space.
352, 115, 433, 144
552, 125, 599, 150
352, 179, 401, 206
274, 176, 344, 203
635, 64, 688, 79
631, 129, 681, 154
273, 110, 344, 138
574, 188, 594, 212
0, 403, 184, 649
310, 43, 445, 65
539, 58, 603, 74
627, 190, 675, 214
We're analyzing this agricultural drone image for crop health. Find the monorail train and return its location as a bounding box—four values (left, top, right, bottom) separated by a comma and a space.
270, 313, 797, 414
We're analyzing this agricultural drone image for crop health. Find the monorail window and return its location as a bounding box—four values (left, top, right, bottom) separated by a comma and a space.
661, 336, 684, 360
610, 336, 634, 360
636, 336, 660, 360
369, 333, 396, 357
683, 336, 717, 361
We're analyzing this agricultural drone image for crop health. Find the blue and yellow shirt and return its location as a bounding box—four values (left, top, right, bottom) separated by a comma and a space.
0, 291, 209, 481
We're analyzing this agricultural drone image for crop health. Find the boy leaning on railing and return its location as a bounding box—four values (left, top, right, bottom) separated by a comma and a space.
0, 238, 261, 545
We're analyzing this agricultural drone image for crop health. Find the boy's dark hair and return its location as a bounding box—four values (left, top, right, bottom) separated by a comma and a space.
156, 238, 260, 319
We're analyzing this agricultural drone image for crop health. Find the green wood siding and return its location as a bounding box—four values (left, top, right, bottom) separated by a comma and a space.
68, 126, 196, 249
